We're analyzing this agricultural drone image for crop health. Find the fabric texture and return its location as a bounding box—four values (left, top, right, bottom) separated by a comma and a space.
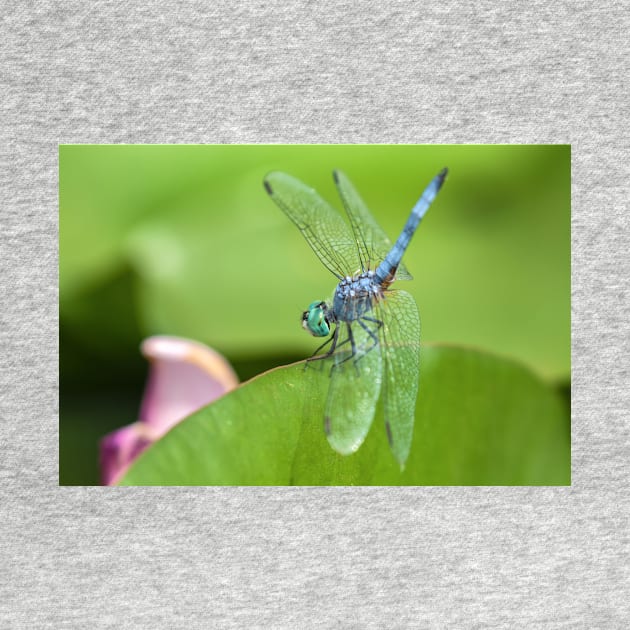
2, 1, 628, 627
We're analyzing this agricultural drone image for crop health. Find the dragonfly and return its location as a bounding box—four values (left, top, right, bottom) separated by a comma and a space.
264, 168, 447, 467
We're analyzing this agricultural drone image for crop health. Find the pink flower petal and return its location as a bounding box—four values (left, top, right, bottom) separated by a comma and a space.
139, 336, 238, 433
100, 423, 152, 486
100, 336, 238, 485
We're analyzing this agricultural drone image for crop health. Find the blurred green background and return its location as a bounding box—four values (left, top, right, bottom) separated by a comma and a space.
59, 145, 570, 485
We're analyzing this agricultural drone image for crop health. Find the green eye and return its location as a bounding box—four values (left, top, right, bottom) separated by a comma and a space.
302, 301, 330, 337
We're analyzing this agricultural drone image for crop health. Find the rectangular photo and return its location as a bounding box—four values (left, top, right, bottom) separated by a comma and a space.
59, 145, 570, 485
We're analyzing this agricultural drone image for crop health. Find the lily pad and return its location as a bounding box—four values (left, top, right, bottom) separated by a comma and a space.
119, 344, 569, 485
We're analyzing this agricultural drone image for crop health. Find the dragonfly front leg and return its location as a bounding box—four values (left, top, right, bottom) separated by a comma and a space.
306, 323, 342, 365
328, 322, 362, 377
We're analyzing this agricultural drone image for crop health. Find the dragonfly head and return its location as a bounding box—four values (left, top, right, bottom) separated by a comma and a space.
302, 301, 331, 337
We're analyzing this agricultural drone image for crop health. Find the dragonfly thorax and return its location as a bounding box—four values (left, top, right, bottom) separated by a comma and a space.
332, 270, 383, 322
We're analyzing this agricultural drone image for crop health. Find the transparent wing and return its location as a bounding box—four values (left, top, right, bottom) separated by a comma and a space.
324, 322, 383, 456
264, 172, 362, 279
375, 290, 420, 468
333, 170, 412, 280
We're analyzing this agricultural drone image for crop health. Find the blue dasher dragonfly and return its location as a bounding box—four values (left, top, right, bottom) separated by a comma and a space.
264, 168, 447, 467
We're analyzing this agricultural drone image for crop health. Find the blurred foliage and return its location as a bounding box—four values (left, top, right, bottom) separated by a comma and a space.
59, 145, 570, 485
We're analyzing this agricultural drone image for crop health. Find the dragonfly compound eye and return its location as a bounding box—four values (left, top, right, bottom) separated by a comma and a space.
302, 301, 330, 337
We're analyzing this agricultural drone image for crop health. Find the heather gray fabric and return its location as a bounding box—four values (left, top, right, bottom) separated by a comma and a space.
2, 2, 628, 627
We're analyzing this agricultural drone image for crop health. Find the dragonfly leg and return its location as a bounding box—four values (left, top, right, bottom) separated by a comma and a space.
309, 333, 335, 358
306, 324, 341, 367
329, 322, 359, 376
362, 315, 383, 330
353, 316, 383, 365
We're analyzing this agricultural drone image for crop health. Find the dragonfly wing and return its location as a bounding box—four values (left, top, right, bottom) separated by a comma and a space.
333, 170, 412, 280
324, 322, 383, 455
376, 289, 420, 467
264, 171, 362, 279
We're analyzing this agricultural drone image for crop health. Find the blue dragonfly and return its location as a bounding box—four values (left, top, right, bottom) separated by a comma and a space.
264, 168, 447, 466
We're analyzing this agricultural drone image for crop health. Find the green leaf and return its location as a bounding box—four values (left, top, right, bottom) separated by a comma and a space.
118, 345, 569, 485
